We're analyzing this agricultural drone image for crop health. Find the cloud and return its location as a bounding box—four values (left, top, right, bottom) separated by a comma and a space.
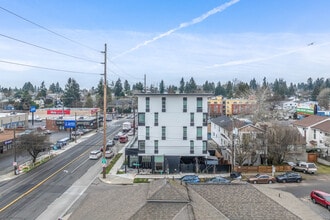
112, 0, 240, 60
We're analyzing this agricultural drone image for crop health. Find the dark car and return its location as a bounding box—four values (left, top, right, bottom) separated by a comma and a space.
247, 174, 276, 184
207, 176, 231, 184
230, 171, 242, 180
310, 190, 330, 211
180, 175, 200, 183
276, 172, 302, 183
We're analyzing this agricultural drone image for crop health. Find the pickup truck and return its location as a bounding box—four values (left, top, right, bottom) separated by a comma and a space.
292, 162, 317, 174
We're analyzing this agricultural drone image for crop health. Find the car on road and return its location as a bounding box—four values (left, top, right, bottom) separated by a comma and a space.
206, 176, 231, 184
114, 132, 123, 140
106, 140, 115, 147
247, 174, 276, 184
310, 190, 330, 211
89, 150, 102, 160
276, 172, 302, 183
180, 175, 200, 183
105, 149, 114, 159
292, 162, 317, 174
119, 135, 128, 143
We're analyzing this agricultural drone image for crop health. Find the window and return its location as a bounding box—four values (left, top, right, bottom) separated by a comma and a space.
314, 129, 316, 139
183, 126, 187, 140
183, 97, 187, 112
203, 141, 207, 154
138, 140, 145, 153
154, 140, 159, 154
146, 126, 150, 140
146, 97, 150, 112
190, 140, 194, 154
203, 113, 208, 126
154, 112, 159, 126
196, 127, 202, 140
190, 113, 194, 126
162, 97, 166, 112
138, 113, 145, 126
197, 97, 203, 112
162, 126, 166, 140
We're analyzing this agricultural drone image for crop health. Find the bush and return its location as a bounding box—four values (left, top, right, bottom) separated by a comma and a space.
133, 178, 149, 183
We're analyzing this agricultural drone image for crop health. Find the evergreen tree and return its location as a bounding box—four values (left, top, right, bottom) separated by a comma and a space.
62, 78, 81, 107
159, 80, 165, 94
114, 78, 124, 97
179, 77, 185, 93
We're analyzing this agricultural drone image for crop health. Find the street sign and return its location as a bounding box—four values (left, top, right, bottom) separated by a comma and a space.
102, 158, 107, 164
64, 120, 76, 128
30, 106, 36, 113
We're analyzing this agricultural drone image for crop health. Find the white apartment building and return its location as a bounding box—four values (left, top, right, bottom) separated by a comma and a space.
135, 93, 209, 173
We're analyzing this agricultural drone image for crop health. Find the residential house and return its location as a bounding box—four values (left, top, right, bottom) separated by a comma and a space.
293, 115, 330, 148
130, 93, 210, 174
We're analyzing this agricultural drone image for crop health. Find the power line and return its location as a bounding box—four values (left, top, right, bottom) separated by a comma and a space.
0, 33, 100, 64
0, 59, 102, 75
0, 5, 100, 53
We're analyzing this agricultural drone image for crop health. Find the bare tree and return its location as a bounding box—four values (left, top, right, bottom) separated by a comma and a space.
317, 88, 330, 110
17, 132, 51, 163
266, 124, 305, 165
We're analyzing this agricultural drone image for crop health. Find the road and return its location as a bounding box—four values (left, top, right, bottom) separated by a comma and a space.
0, 119, 127, 219
264, 173, 330, 220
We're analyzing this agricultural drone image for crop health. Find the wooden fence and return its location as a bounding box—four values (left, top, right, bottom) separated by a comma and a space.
235, 165, 292, 173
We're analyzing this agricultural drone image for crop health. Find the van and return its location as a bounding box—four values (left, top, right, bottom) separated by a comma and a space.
119, 135, 128, 143
89, 150, 102, 160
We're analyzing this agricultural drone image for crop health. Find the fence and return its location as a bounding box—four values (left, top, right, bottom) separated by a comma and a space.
235, 165, 292, 173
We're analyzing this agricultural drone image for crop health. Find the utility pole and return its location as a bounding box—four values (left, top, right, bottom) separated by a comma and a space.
102, 44, 107, 179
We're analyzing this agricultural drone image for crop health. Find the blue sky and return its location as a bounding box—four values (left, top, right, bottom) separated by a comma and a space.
1, 0, 330, 89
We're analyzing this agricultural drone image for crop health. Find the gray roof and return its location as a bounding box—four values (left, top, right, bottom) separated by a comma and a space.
68, 179, 301, 220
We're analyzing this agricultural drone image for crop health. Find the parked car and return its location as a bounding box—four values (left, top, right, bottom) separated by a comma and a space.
43, 130, 52, 135
89, 150, 102, 160
180, 175, 200, 183
105, 149, 114, 159
276, 172, 302, 183
247, 174, 276, 184
207, 176, 231, 184
310, 190, 330, 211
284, 161, 296, 169
292, 162, 317, 174
230, 171, 242, 180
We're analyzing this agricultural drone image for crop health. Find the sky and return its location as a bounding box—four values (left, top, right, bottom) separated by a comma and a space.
0, 0, 330, 89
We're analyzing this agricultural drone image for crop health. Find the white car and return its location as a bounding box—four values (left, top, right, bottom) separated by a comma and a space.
89, 150, 102, 160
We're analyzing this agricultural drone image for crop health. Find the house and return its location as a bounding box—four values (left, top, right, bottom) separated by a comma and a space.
293, 115, 330, 148
127, 93, 210, 174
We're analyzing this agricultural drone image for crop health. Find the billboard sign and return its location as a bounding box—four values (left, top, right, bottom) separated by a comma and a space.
47, 109, 71, 115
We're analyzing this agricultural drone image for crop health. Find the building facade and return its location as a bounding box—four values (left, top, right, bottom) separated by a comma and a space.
133, 93, 209, 173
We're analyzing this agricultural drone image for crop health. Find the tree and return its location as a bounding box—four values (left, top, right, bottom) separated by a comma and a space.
159, 80, 165, 94
37, 81, 47, 99
114, 78, 124, 97
132, 82, 144, 92
266, 124, 304, 165
95, 78, 112, 110
179, 78, 185, 93
17, 132, 51, 163
124, 80, 130, 94
22, 82, 35, 92
84, 93, 94, 108
317, 88, 330, 110
62, 78, 81, 107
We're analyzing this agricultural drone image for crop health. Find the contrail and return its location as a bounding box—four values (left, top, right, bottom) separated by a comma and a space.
112, 0, 240, 60
206, 41, 330, 68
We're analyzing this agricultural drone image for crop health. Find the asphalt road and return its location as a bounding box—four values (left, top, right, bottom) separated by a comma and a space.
0, 119, 126, 219
265, 173, 330, 220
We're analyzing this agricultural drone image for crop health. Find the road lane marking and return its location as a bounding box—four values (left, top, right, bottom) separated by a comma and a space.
0, 149, 90, 213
